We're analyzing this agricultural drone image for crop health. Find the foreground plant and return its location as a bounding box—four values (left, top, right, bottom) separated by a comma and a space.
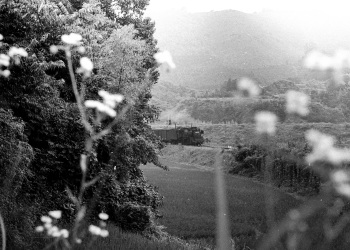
29, 33, 130, 249
258, 49, 350, 250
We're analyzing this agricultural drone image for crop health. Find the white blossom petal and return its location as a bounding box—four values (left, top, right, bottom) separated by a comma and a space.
47, 226, 59, 236
61, 33, 82, 45
35, 226, 44, 232
98, 90, 124, 108
0, 54, 10, 67
237, 77, 261, 97
286, 90, 310, 116
254, 111, 278, 135
80, 57, 93, 71
50, 45, 59, 54
1, 70, 10, 77
331, 170, 350, 198
100, 229, 109, 237
41, 216, 52, 224
60, 229, 69, 238
304, 50, 333, 70
154, 50, 176, 69
8, 47, 28, 57
305, 130, 350, 165
98, 212, 109, 220
48, 210, 62, 219
85, 100, 116, 117
89, 225, 102, 235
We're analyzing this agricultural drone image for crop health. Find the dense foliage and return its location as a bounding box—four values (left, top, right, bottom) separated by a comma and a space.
227, 141, 320, 195
0, 0, 165, 248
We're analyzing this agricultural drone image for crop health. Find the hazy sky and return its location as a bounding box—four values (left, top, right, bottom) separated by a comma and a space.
145, 0, 350, 29
146, 0, 350, 17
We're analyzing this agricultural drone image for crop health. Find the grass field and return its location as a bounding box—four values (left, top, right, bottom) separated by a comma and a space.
141, 158, 301, 249
74, 225, 202, 250
201, 123, 350, 147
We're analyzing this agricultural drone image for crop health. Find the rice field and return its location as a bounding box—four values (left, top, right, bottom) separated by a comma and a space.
141, 158, 301, 249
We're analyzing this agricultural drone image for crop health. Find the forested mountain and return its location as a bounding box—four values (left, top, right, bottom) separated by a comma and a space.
150, 9, 350, 89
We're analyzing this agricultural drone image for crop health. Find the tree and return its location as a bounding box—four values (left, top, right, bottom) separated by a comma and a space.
0, 0, 164, 247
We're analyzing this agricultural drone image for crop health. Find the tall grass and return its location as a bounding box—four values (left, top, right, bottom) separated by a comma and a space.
75, 225, 203, 250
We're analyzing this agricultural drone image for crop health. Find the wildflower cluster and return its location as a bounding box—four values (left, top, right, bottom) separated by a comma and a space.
35, 210, 69, 239
85, 90, 124, 118
285, 90, 310, 116
0, 34, 28, 77
154, 50, 176, 71
304, 49, 350, 71
88, 213, 109, 238
50, 33, 93, 77
331, 170, 350, 198
304, 49, 350, 84
305, 129, 350, 165
254, 111, 278, 135
237, 77, 261, 97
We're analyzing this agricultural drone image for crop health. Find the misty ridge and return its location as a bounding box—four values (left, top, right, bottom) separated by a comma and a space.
151, 8, 350, 88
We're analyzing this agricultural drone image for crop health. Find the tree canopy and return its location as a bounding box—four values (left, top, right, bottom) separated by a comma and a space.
0, 0, 164, 248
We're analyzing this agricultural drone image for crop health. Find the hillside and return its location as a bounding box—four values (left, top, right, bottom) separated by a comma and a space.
151, 9, 350, 89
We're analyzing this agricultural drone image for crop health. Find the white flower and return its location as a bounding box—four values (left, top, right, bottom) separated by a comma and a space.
98, 212, 109, 220
89, 225, 102, 235
77, 57, 93, 77
286, 90, 310, 116
51, 230, 61, 238
304, 50, 333, 70
100, 229, 109, 237
331, 170, 350, 198
76, 238, 82, 244
80, 57, 93, 71
8, 47, 28, 57
60, 229, 69, 238
35, 226, 44, 232
305, 129, 350, 165
48, 210, 62, 219
50, 45, 59, 54
98, 90, 124, 108
237, 77, 261, 97
327, 148, 350, 165
0, 54, 10, 67
85, 100, 116, 117
154, 50, 176, 70
44, 223, 52, 230
77, 46, 86, 54
47, 226, 59, 236
304, 49, 350, 71
306, 130, 334, 164
0, 69, 10, 77
0, 34, 3, 40
41, 216, 52, 224
254, 111, 278, 135
333, 49, 350, 70
61, 33, 82, 45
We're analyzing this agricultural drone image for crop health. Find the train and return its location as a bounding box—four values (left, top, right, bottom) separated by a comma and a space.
153, 126, 205, 146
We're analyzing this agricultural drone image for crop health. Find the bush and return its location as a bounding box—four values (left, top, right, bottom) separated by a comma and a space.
114, 202, 154, 232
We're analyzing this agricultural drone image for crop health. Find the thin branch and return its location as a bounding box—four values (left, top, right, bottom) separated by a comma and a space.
65, 49, 93, 134
0, 212, 6, 250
